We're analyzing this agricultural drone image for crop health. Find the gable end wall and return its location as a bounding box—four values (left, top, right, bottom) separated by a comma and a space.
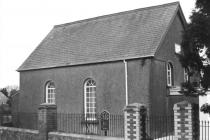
150, 13, 198, 116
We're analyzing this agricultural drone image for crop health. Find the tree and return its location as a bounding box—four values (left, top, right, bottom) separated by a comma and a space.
0, 88, 9, 97
179, 0, 210, 113
0, 85, 19, 106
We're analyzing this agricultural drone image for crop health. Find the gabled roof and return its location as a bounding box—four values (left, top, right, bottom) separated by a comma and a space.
0, 92, 8, 104
18, 2, 185, 71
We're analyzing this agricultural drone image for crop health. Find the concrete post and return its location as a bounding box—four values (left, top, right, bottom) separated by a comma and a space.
173, 101, 199, 140
38, 103, 57, 140
124, 103, 146, 140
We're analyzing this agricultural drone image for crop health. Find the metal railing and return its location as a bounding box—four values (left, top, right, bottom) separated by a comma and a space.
57, 113, 124, 137
200, 120, 210, 140
2, 112, 210, 139
146, 115, 174, 140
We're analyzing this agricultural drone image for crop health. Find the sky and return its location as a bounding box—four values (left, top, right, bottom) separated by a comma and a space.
0, 0, 195, 88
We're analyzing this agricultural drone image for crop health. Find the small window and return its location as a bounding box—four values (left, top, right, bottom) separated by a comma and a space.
84, 79, 96, 120
184, 68, 189, 82
175, 43, 181, 54
167, 62, 174, 86
45, 81, 56, 104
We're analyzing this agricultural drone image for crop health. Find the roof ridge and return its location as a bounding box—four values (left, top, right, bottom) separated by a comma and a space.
54, 1, 179, 28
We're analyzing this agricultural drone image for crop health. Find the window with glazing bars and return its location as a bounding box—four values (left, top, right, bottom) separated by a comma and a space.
167, 63, 173, 86
46, 81, 56, 104
84, 79, 96, 120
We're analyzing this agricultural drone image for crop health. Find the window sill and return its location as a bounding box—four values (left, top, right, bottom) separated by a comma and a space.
168, 86, 182, 96
81, 119, 99, 124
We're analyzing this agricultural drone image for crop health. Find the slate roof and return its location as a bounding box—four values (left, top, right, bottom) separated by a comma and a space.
18, 2, 184, 71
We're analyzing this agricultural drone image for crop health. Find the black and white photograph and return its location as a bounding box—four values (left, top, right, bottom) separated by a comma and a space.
0, 0, 209, 139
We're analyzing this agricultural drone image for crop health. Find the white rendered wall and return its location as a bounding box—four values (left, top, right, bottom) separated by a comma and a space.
199, 91, 210, 140
199, 91, 210, 121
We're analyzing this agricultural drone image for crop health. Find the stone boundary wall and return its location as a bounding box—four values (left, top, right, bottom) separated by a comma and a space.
49, 131, 123, 140
0, 127, 123, 140
0, 126, 38, 140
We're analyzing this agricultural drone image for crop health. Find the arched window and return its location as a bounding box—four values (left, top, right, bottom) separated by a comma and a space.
45, 81, 56, 104
167, 62, 173, 86
84, 79, 96, 119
